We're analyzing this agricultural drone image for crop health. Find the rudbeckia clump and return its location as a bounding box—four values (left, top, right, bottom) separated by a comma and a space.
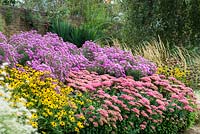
157, 65, 188, 84
66, 70, 198, 134
0, 64, 37, 134
4, 65, 92, 133
157, 64, 200, 91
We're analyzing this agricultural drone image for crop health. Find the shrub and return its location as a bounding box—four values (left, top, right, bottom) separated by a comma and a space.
122, 0, 200, 49
66, 70, 198, 133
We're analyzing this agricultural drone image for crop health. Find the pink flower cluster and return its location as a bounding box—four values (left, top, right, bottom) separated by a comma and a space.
66, 70, 198, 131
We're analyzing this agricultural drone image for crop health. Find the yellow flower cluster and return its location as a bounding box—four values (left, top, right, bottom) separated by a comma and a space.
5, 65, 89, 133
157, 66, 189, 82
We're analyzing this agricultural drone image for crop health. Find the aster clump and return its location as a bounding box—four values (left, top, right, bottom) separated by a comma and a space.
0, 31, 156, 81
81, 41, 157, 77
8, 31, 89, 82
66, 70, 198, 134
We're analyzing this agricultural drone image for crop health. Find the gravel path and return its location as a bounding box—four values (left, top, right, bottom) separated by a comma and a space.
183, 125, 200, 134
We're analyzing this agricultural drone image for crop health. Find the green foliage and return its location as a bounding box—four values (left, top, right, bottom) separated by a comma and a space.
186, 64, 200, 90
126, 69, 143, 81
123, 0, 200, 50
49, 20, 109, 48
155, 110, 196, 134
4, 8, 12, 25
1, 0, 16, 6
67, 0, 115, 45
79, 1, 111, 26
70, 0, 123, 44
2, 0, 119, 46
17, 50, 30, 66
0, 14, 5, 33
80, 126, 108, 134
20, 0, 69, 20
23, 10, 46, 32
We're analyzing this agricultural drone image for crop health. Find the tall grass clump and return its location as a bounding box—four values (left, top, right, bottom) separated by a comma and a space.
134, 38, 200, 91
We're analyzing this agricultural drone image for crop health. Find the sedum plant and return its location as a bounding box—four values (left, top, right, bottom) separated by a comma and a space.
66, 70, 198, 134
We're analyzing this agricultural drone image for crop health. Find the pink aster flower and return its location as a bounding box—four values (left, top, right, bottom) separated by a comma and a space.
93, 116, 97, 119
82, 108, 87, 111
134, 81, 143, 87
176, 106, 182, 110
99, 119, 104, 126
156, 110, 163, 115
132, 92, 143, 98
124, 107, 130, 111
123, 115, 128, 119
151, 126, 156, 130
153, 120, 159, 123
151, 105, 158, 110
112, 123, 117, 129
102, 104, 109, 109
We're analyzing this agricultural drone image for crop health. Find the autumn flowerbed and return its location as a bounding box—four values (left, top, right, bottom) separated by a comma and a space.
0, 31, 199, 134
